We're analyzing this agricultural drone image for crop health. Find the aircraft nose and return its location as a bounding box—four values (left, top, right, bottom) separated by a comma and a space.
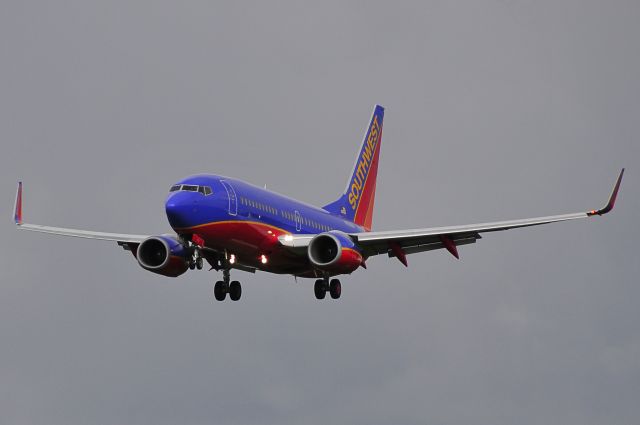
165, 192, 196, 229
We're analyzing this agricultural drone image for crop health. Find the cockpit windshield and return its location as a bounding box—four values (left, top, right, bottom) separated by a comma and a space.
169, 184, 212, 195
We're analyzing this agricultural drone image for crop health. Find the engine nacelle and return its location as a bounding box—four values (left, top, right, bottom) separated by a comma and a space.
136, 235, 190, 277
307, 231, 363, 274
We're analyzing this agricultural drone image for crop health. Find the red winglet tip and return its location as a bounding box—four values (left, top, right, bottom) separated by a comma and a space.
14, 181, 23, 225
589, 168, 624, 216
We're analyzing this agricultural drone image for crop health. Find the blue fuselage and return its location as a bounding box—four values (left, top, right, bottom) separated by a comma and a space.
164, 174, 364, 274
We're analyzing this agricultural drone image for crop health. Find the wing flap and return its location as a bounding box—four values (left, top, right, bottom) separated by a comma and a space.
391, 235, 479, 257
352, 212, 588, 244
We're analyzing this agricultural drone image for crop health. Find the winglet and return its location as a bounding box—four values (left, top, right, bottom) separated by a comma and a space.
14, 181, 23, 225
587, 168, 624, 216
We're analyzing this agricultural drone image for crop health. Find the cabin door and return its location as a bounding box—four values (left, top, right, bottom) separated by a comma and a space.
294, 210, 302, 232
220, 180, 238, 216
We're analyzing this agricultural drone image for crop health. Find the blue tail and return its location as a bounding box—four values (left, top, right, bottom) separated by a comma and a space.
323, 105, 384, 231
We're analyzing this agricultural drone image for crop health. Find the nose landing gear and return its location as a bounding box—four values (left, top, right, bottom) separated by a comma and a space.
188, 247, 204, 270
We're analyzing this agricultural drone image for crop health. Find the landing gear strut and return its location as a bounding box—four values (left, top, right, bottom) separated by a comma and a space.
189, 247, 204, 270
213, 269, 242, 302
315, 277, 341, 300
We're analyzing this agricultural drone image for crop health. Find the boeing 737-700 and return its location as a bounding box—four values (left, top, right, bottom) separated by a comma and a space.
14, 105, 624, 301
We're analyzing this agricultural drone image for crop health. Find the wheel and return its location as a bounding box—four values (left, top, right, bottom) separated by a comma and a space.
214, 281, 227, 301
196, 257, 203, 270
189, 261, 196, 270
314, 279, 327, 300
329, 279, 341, 299
229, 281, 242, 301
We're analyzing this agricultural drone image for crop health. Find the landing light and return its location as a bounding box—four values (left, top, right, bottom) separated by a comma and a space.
283, 234, 293, 242
260, 255, 268, 264
229, 254, 236, 265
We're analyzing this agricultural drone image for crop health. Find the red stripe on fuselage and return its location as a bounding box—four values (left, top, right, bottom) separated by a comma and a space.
176, 220, 309, 274
175, 220, 365, 277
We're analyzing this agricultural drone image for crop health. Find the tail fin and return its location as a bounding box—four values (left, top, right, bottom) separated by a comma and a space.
323, 105, 384, 231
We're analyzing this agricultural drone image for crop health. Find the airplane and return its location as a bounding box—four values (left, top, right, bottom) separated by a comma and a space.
14, 105, 624, 301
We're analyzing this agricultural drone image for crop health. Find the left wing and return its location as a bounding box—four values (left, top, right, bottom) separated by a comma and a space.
279, 169, 624, 265
13, 182, 148, 244
351, 169, 624, 264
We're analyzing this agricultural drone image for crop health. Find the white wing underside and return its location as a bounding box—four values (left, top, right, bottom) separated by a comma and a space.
350, 212, 587, 257
16, 223, 147, 243
280, 169, 624, 260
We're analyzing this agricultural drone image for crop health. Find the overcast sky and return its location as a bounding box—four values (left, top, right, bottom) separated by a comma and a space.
1, 1, 639, 424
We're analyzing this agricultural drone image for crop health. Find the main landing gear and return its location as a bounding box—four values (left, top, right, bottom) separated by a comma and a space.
314, 278, 341, 300
213, 269, 242, 301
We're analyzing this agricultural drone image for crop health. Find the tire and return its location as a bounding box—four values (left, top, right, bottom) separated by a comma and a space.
196, 257, 203, 270
329, 279, 342, 299
214, 281, 227, 301
314, 279, 326, 300
229, 281, 242, 301
189, 261, 196, 270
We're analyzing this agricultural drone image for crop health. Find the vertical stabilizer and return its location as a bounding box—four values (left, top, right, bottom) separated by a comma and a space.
323, 105, 384, 231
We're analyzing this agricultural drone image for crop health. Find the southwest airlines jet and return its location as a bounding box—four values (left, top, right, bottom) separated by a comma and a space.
14, 106, 624, 301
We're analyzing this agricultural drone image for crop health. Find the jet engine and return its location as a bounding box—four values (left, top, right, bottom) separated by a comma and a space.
307, 231, 363, 274
136, 235, 190, 277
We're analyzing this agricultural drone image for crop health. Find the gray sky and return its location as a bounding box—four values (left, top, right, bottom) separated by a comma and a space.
1, 1, 639, 424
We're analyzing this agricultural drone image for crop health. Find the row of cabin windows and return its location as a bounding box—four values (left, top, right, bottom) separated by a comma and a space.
239, 197, 277, 215
305, 217, 331, 232
239, 197, 332, 232
281, 210, 331, 232
169, 184, 212, 195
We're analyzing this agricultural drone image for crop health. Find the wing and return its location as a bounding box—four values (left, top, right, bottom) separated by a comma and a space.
279, 169, 624, 265
13, 182, 148, 245
352, 169, 624, 264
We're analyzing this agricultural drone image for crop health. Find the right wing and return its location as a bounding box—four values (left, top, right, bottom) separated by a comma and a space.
13, 182, 148, 245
